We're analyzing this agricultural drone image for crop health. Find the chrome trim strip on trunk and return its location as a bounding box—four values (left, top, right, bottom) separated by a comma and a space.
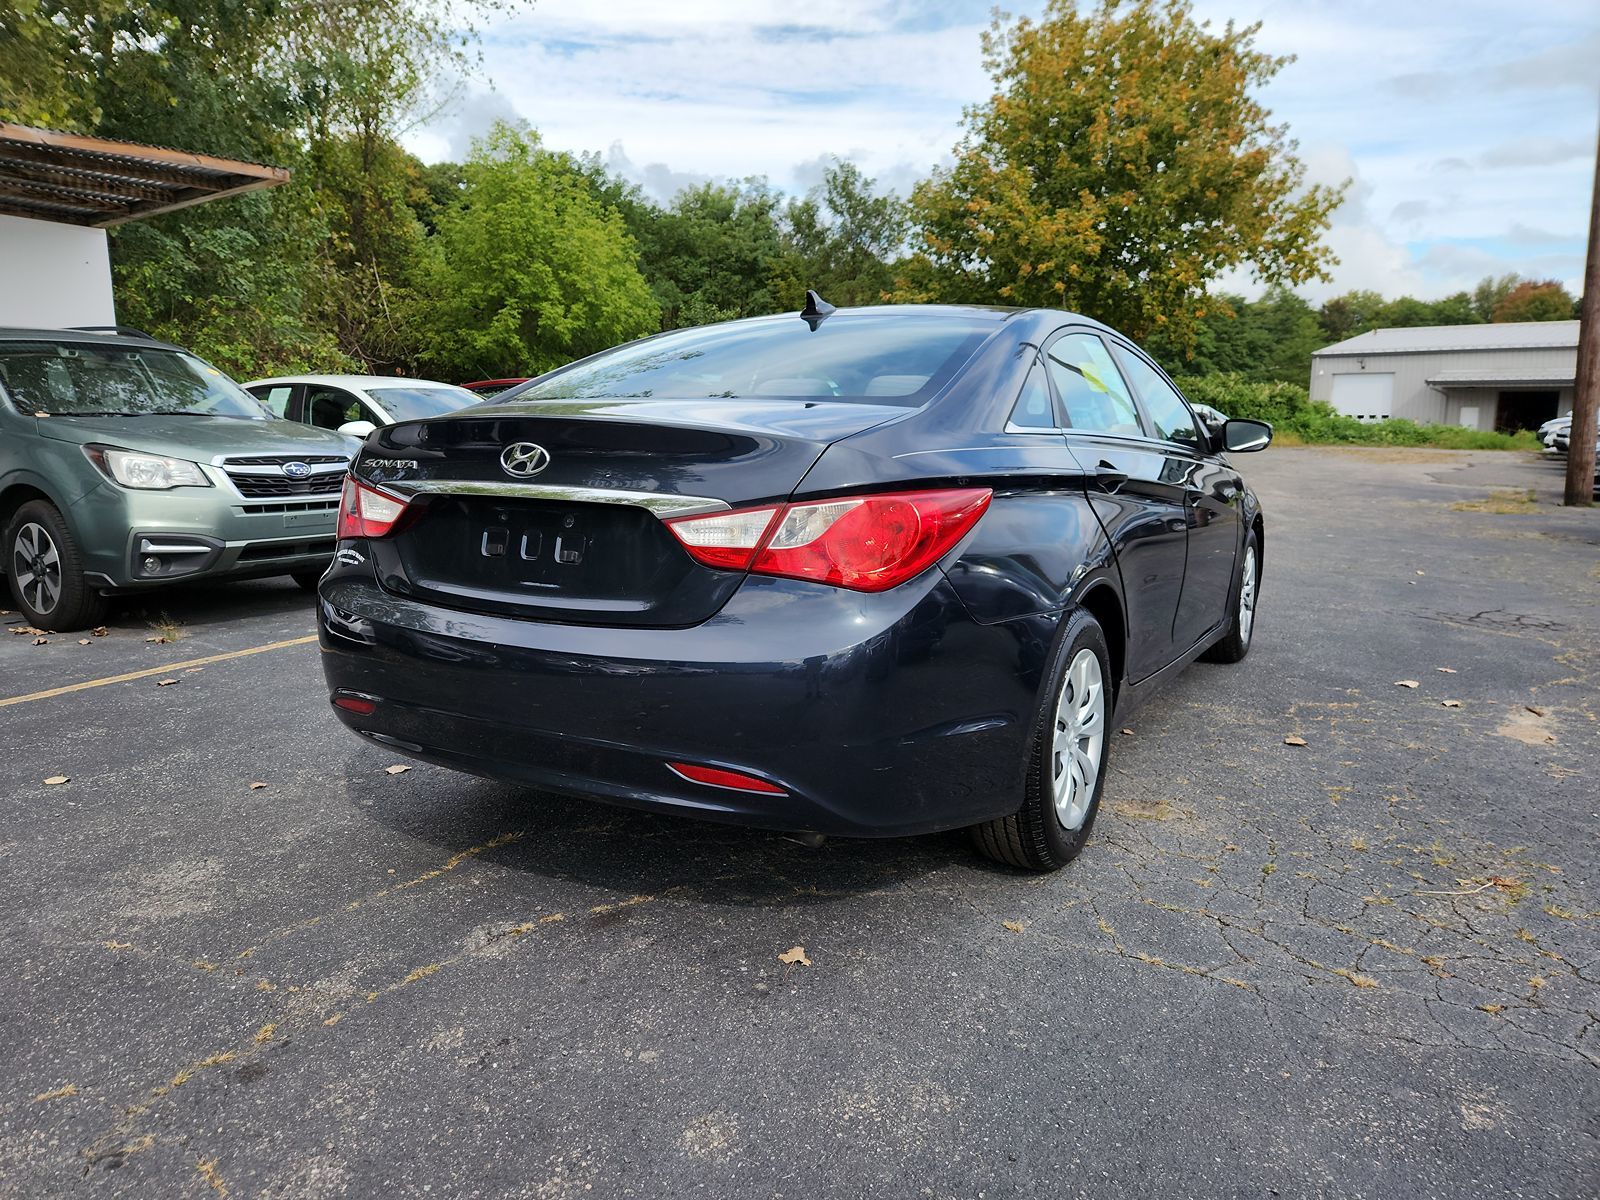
373, 480, 732, 519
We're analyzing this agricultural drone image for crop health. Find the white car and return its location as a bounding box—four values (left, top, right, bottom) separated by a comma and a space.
242, 374, 481, 438
1539, 415, 1571, 449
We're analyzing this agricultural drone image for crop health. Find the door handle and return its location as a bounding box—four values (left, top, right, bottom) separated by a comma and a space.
1093, 461, 1128, 492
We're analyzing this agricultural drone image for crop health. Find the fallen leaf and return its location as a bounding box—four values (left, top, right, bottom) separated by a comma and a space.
1436, 667, 1457, 674
1441, 700, 1462, 708
1395, 680, 1420, 689
77, 638, 90, 645
91, 627, 108, 637
384, 764, 412, 775
1283, 735, 1308, 746
777, 945, 812, 967
249, 782, 268, 791
44, 775, 69, 785
1120, 727, 1134, 736
146, 635, 168, 644
1414, 570, 1425, 576
32, 636, 47, 645
1002, 920, 1025, 934
1525, 705, 1546, 717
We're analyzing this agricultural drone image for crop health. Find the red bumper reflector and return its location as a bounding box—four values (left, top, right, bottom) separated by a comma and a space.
667, 761, 786, 795
332, 693, 377, 716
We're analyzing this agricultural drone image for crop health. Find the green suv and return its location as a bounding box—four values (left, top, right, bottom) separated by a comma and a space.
0, 327, 356, 630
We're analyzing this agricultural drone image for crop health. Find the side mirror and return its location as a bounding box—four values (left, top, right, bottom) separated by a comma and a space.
1221, 418, 1272, 453
338, 420, 377, 438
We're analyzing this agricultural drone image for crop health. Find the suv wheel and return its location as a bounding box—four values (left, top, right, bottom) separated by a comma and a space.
972, 608, 1112, 872
5, 501, 108, 631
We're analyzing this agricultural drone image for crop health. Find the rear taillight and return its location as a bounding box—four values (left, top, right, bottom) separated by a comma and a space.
337, 476, 411, 539
665, 487, 991, 593
667, 761, 787, 795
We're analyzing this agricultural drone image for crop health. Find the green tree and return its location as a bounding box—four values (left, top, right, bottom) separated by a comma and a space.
637, 181, 788, 328
413, 123, 659, 379
903, 0, 1343, 348
1317, 290, 1387, 343
779, 160, 909, 308
1492, 279, 1577, 322
1472, 273, 1522, 321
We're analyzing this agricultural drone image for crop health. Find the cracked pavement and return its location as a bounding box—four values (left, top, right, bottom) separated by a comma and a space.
0, 445, 1596, 1198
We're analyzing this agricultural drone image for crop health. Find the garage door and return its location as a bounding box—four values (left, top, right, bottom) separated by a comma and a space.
1329, 372, 1394, 421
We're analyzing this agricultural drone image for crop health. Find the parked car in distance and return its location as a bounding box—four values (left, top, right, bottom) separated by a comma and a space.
0, 327, 355, 629
244, 375, 481, 439
1540, 415, 1571, 450
461, 378, 530, 400
318, 299, 1272, 872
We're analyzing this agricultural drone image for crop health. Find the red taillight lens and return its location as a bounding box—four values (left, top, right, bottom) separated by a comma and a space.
667, 762, 787, 795
332, 692, 377, 715
337, 476, 410, 539
665, 488, 991, 593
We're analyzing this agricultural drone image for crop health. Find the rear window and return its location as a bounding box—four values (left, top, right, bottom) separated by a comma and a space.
511, 313, 1000, 406
368, 386, 480, 422
0, 342, 265, 418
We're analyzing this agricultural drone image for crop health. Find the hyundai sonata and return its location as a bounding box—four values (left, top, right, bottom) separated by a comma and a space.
317, 299, 1271, 871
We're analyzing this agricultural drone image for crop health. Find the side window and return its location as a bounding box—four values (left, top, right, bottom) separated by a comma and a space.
250, 385, 295, 418
305, 387, 363, 430
1006, 361, 1057, 430
1116, 348, 1202, 447
1043, 332, 1143, 436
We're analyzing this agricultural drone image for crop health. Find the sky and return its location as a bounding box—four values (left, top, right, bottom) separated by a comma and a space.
404, 0, 1600, 303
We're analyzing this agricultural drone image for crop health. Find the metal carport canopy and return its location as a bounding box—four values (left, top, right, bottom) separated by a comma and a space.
0, 122, 289, 228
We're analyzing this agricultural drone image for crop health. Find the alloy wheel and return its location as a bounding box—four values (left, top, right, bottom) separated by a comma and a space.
1239, 546, 1258, 645
1051, 647, 1106, 830
13, 522, 62, 617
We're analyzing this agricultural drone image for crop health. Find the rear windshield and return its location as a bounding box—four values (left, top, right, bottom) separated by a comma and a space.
509, 313, 999, 405
368, 386, 480, 422
0, 342, 266, 418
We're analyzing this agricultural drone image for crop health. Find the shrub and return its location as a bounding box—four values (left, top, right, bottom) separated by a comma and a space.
1181, 374, 1541, 451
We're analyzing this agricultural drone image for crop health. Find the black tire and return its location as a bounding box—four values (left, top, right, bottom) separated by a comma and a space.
4, 500, 108, 631
290, 568, 325, 593
1202, 526, 1260, 664
971, 608, 1113, 872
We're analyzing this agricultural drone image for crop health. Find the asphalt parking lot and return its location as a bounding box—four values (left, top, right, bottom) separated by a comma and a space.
1, 446, 1596, 1198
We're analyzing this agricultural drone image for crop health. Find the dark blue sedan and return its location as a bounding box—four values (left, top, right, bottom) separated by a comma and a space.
317, 299, 1271, 871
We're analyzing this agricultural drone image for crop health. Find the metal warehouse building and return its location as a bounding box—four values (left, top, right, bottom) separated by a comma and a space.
1308, 321, 1578, 433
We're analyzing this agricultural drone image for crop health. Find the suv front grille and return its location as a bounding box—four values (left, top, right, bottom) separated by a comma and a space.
221, 454, 348, 499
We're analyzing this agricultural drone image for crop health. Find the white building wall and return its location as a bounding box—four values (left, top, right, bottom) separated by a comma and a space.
1310, 346, 1576, 431
0, 214, 115, 329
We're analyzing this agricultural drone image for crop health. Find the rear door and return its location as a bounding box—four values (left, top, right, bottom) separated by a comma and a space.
1112, 342, 1240, 652
1045, 329, 1189, 681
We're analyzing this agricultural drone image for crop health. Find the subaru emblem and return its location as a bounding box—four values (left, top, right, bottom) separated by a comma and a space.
500, 442, 550, 478
282, 460, 312, 479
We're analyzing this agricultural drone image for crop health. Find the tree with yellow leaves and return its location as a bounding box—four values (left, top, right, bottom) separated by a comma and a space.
903, 0, 1344, 351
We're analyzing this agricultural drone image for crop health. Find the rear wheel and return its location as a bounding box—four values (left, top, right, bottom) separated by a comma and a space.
5, 501, 108, 631
1202, 528, 1259, 664
972, 608, 1112, 872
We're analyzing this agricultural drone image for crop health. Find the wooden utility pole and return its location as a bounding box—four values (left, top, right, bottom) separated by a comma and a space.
1566, 113, 1600, 507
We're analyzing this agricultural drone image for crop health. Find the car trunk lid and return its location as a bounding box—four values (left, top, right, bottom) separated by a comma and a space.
356, 398, 906, 626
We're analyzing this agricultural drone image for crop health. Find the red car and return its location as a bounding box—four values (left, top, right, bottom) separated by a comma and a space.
461, 378, 528, 399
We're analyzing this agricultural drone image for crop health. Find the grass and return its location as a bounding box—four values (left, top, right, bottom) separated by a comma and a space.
1450, 489, 1539, 514
147, 612, 185, 643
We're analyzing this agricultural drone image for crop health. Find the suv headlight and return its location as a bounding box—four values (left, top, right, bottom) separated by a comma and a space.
84, 445, 212, 489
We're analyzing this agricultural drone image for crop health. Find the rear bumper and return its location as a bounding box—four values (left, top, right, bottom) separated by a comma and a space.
317, 571, 1047, 837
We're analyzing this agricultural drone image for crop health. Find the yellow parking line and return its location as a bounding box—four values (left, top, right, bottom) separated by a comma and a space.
0, 634, 318, 708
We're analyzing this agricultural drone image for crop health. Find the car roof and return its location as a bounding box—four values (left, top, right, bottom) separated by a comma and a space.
243, 374, 470, 390
0, 326, 187, 353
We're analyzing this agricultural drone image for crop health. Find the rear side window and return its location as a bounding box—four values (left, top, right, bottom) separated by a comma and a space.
252, 385, 294, 417
1115, 348, 1202, 447
1007, 362, 1057, 430
1044, 333, 1142, 436
514, 313, 999, 405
